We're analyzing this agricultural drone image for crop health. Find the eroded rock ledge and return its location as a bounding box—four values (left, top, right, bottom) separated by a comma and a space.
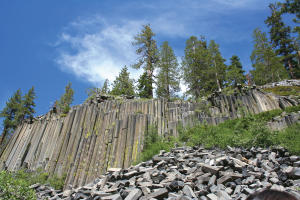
33, 146, 300, 200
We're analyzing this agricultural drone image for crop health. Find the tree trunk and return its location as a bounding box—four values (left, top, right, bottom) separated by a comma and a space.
288, 60, 294, 79
214, 60, 221, 92
298, 51, 300, 67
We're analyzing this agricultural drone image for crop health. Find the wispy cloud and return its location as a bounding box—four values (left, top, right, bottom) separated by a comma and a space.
55, 0, 276, 85
56, 19, 144, 86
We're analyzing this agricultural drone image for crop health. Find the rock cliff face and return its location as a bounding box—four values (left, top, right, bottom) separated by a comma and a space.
0, 89, 297, 188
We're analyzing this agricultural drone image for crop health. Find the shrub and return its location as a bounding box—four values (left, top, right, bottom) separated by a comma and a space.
285, 105, 300, 113
136, 106, 300, 166
0, 171, 36, 200
263, 86, 300, 96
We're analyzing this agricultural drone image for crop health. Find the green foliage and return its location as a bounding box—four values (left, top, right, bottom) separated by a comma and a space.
0, 87, 36, 148
275, 123, 300, 155
101, 79, 110, 94
263, 86, 300, 96
178, 113, 299, 154
132, 24, 159, 98
137, 72, 153, 99
285, 104, 300, 113
0, 170, 36, 200
250, 28, 289, 85
111, 66, 135, 96
137, 125, 178, 162
85, 87, 101, 102
47, 174, 67, 190
137, 106, 300, 165
208, 40, 227, 92
21, 87, 36, 121
226, 55, 246, 86
12, 169, 66, 190
182, 36, 227, 98
156, 41, 180, 99
0, 89, 23, 146
265, 2, 300, 78
58, 82, 74, 114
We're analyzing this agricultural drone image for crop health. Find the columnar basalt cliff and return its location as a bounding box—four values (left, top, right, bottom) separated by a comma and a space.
0, 89, 298, 188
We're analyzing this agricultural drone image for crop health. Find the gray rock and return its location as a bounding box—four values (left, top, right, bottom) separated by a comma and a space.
207, 193, 218, 200
140, 188, 168, 200
182, 185, 197, 198
124, 189, 142, 200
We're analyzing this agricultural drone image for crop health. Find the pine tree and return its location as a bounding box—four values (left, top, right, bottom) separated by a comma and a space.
0, 89, 22, 146
111, 66, 135, 96
265, 3, 298, 78
18, 87, 36, 122
278, 0, 300, 29
182, 37, 227, 98
182, 36, 211, 98
208, 40, 227, 92
58, 82, 74, 114
226, 55, 246, 86
101, 79, 110, 94
132, 24, 159, 98
137, 72, 152, 98
250, 28, 288, 85
278, 0, 300, 77
156, 41, 180, 100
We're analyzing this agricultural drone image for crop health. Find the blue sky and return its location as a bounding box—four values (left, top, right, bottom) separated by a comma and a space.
0, 0, 287, 119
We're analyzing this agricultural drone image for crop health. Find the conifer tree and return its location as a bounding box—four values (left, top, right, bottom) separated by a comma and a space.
111, 66, 135, 96
132, 24, 159, 98
137, 72, 152, 99
17, 87, 36, 122
182, 36, 211, 98
226, 55, 246, 86
58, 82, 74, 114
0, 89, 22, 146
101, 79, 110, 94
182, 37, 227, 98
208, 40, 226, 92
278, 0, 300, 77
156, 41, 180, 100
250, 28, 288, 85
265, 3, 298, 78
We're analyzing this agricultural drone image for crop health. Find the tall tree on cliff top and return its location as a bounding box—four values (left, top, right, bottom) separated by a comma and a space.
132, 24, 159, 99
0, 89, 22, 146
182, 36, 211, 98
58, 82, 74, 114
265, 3, 299, 78
101, 79, 110, 94
226, 55, 246, 86
111, 66, 135, 96
278, 0, 300, 77
156, 41, 180, 100
250, 28, 288, 85
17, 86, 36, 122
208, 40, 226, 92
137, 72, 152, 98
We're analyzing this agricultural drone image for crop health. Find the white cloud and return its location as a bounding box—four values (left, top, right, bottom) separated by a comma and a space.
56, 19, 144, 86
55, 0, 276, 86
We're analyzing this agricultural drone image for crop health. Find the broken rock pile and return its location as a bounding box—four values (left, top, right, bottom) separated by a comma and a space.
34, 146, 300, 200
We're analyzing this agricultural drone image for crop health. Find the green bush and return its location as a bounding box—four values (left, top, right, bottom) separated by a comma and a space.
9, 168, 65, 191
0, 171, 36, 200
137, 106, 300, 166
263, 86, 300, 96
275, 123, 300, 155
136, 126, 179, 163
285, 105, 300, 113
